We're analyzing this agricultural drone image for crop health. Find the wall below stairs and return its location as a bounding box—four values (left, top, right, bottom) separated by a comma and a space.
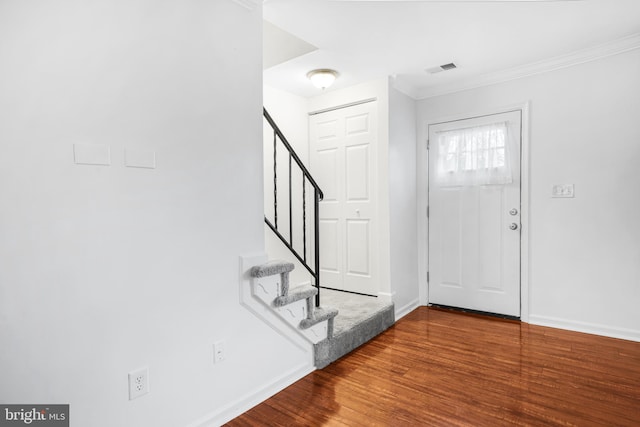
0, 2, 312, 426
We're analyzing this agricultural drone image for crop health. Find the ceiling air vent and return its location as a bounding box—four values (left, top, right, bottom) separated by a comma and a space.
426, 62, 458, 74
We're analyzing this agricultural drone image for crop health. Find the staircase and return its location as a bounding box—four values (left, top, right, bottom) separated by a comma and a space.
249, 108, 395, 369
247, 258, 395, 368
250, 260, 338, 344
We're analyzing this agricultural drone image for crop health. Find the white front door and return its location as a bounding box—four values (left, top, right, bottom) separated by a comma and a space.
428, 110, 522, 317
309, 101, 378, 296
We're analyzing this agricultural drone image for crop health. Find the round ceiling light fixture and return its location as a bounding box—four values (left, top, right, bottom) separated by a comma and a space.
306, 69, 339, 90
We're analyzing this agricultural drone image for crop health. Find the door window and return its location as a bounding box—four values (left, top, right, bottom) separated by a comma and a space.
435, 122, 512, 187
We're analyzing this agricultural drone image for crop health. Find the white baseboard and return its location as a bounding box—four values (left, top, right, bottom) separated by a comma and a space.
528, 314, 640, 343
187, 362, 314, 427
395, 298, 421, 321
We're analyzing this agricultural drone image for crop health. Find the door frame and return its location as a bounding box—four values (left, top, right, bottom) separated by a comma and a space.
417, 101, 531, 322
308, 99, 379, 297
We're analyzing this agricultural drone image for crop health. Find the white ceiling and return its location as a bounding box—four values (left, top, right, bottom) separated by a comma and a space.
263, 0, 640, 99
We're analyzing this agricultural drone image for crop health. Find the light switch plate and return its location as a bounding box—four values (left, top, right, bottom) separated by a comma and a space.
552, 184, 574, 198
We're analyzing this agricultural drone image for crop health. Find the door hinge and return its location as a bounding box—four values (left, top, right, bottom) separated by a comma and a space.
426, 206, 429, 218
427, 271, 430, 283
426, 139, 430, 150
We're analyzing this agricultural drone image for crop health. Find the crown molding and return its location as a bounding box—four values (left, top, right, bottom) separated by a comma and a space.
335, 0, 587, 2
416, 32, 640, 100
389, 75, 420, 99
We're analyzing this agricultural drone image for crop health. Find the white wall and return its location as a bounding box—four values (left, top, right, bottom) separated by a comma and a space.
0, 2, 312, 426
417, 49, 640, 341
264, 85, 310, 163
388, 86, 420, 318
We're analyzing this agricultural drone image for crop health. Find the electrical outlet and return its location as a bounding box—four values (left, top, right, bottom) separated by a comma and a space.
213, 341, 226, 364
128, 367, 149, 400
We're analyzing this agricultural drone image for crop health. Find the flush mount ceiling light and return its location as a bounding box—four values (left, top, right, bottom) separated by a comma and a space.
307, 69, 339, 90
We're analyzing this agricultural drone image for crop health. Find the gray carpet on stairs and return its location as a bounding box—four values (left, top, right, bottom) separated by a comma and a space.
314, 288, 395, 369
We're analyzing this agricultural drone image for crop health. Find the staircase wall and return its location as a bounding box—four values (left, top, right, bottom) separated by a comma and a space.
263, 85, 313, 287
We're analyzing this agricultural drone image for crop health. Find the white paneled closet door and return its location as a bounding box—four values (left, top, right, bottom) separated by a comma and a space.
309, 101, 378, 296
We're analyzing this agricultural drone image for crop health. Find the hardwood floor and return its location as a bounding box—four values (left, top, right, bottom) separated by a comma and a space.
227, 307, 640, 426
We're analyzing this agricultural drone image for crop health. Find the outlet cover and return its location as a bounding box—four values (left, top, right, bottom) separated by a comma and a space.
128, 367, 149, 400
213, 341, 226, 364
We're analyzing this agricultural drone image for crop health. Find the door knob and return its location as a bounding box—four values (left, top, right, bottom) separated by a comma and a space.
509, 208, 518, 216
509, 223, 519, 231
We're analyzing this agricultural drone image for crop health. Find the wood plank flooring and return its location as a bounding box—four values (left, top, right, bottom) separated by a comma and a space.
227, 307, 640, 426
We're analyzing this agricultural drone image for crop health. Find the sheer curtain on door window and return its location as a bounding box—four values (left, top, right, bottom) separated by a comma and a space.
435, 122, 512, 187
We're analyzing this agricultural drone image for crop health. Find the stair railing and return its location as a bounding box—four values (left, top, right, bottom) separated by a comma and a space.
263, 108, 323, 306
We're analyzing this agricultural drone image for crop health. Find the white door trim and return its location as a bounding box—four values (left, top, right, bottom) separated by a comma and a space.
417, 101, 530, 322
308, 98, 377, 116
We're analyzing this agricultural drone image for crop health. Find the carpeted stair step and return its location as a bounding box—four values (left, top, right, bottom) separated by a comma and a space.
250, 260, 295, 296
300, 306, 339, 329
250, 260, 294, 278
249, 259, 341, 345
314, 302, 394, 369
274, 285, 317, 307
